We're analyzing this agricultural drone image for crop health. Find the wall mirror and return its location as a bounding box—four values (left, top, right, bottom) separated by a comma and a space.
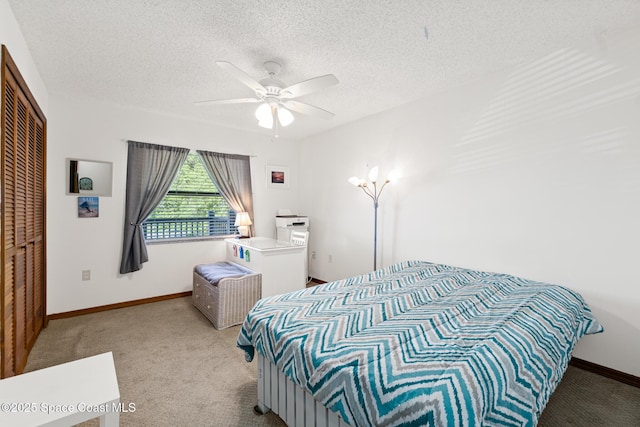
66, 158, 113, 196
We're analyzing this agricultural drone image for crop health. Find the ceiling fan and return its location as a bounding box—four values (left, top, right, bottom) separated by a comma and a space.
195, 61, 339, 136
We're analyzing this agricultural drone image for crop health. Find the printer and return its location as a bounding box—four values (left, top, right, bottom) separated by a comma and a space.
275, 210, 309, 243
275, 215, 309, 228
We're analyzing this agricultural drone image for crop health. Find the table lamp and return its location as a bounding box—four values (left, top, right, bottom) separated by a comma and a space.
235, 212, 252, 238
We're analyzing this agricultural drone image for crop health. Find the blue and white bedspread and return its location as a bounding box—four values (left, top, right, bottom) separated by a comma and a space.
237, 260, 603, 427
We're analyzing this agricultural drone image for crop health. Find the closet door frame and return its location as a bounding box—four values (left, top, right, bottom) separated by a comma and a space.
1, 44, 47, 378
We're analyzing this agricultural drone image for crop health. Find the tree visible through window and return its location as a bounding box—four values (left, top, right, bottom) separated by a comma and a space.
142, 153, 235, 240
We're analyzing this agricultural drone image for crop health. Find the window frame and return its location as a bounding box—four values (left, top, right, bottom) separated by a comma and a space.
142, 153, 236, 243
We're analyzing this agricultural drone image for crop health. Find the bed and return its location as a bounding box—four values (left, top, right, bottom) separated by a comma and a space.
237, 260, 603, 426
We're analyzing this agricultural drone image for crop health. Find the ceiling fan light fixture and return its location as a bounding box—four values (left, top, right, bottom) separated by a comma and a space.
258, 118, 273, 129
255, 102, 271, 121
255, 103, 273, 128
277, 107, 294, 127
199, 60, 339, 134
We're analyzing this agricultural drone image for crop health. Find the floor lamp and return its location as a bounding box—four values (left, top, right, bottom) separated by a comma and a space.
348, 166, 395, 271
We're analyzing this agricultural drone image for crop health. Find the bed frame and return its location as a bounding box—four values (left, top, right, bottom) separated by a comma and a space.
241, 260, 603, 426
256, 353, 350, 427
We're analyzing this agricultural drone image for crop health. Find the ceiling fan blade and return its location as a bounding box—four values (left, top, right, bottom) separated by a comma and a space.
216, 61, 267, 94
283, 101, 335, 120
194, 97, 261, 107
280, 74, 339, 99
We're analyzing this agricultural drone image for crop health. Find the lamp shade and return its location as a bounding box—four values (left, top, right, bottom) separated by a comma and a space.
386, 169, 400, 182
277, 107, 294, 127
348, 176, 361, 186
234, 212, 252, 237
255, 103, 273, 129
368, 166, 379, 182
234, 212, 253, 226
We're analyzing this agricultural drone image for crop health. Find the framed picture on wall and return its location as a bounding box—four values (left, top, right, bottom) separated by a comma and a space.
266, 165, 289, 189
78, 196, 99, 218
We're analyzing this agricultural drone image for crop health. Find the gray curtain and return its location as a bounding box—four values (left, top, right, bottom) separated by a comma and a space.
196, 150, 254, 237
120, 141, 190, 274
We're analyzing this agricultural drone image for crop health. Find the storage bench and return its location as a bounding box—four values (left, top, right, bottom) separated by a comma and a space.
192, 261, 261, 329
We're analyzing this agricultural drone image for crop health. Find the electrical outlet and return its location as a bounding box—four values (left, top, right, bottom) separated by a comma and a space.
82, 270, 91, 281
328, 254, 333, 263
312, 251, 316, 260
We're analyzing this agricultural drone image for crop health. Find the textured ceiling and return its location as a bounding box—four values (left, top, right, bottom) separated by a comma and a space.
8, 0, 640, 140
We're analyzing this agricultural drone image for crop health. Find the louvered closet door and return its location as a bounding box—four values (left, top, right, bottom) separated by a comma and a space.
2, 70, 17, 376
2, 46, 46, 378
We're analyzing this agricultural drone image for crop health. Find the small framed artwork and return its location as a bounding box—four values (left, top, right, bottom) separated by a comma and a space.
78, 196, 99, 218
266, 165, 289, 189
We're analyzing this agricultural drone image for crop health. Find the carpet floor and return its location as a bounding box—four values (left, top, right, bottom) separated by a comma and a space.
24, 297, 640, 426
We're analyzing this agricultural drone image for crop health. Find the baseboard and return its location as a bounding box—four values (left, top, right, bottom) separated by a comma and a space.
570, 357, 640, 388
306, 277, 326, 287
46, 291, 193, 321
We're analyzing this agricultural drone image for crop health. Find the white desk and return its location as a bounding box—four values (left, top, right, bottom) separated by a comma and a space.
0, 352, 120, 427
226, 237, 307, 298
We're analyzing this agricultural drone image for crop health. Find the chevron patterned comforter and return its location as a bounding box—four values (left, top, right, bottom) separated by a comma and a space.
237, 260, 603, 427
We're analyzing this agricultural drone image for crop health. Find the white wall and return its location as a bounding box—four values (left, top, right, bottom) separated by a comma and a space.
46, 92, 300, 314
300, 24, 640, 376
0, 0, 48, 113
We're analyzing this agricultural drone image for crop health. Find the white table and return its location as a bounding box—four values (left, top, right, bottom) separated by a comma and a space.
0, 352, 120, 426
226, 237, 307, 298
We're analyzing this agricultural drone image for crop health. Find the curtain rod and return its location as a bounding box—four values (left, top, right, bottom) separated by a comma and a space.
120, 139, 257, 157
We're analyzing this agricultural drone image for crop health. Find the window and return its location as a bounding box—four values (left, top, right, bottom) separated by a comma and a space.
142, 153, 235, 240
